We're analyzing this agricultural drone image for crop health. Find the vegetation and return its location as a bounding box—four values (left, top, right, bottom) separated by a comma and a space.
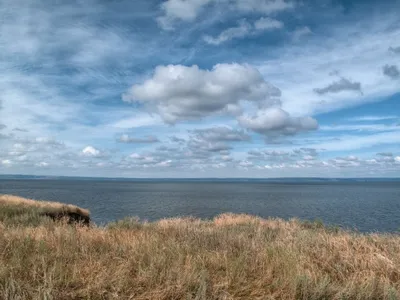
0, 194, 90, 226
1, 195, 400, 299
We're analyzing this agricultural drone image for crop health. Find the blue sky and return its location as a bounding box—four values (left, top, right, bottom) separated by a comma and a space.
0, 0, 399, 178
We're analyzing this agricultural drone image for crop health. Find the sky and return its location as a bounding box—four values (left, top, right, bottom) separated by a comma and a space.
0, 0, 399, 178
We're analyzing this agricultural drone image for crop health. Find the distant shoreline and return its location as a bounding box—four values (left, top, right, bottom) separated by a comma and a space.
1, 174, 400, 182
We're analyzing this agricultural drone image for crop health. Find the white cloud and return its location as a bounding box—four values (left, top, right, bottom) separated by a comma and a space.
112, 114, 162, 129
204, 20, 252, 45
305, 131, 400, 152
0, 1, 399, 178
233, 0, 294, 14
238, 107, 318, 136
157, 0, 292, 30
123, 63, 281, 124
36, 162, 49, 167
292, 26, 312, 41
191, 127, 250, 142
347, 115, 399, 122
254, 17, 284, 31
129, 153, 141, 159
320, 124, 400, 132
157, 0, 213, 30
257, 16, 400, 117
156, 160, 172, 167
34, 137, 65, 148
204, 17, 283, 45
1, 159, 12, 166
117, 134, 159, 144
82, 146, 101, 157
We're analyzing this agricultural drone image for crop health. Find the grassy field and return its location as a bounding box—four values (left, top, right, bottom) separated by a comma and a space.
0, 195, 400, 299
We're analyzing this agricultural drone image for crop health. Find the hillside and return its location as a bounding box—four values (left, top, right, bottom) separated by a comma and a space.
0, 195, 399, 299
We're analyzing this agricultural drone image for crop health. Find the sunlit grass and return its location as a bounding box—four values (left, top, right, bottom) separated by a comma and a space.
1, 195, 399, 299
0, 194, 90, 226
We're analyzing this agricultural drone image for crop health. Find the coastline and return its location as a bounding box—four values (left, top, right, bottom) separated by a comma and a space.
1, 195, 399, 299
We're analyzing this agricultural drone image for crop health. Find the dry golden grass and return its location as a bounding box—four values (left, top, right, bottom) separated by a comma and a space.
1, 197, 400, 299
0, 194, 90, 217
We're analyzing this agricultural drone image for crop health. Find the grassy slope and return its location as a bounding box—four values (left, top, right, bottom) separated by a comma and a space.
0, 194, 90, 226
0, 195, 400, 299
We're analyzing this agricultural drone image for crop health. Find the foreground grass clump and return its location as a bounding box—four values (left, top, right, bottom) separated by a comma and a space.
1, 196, 400, 299
0, 194, 90, 226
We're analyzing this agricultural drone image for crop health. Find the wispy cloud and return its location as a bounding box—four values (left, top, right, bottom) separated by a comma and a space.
204, 17, 284, 45
347, 115, 399, 122
320, 124, 400, 132
117, 134, 160, 144
203, 20, 252, 45
157, 0, 292, 30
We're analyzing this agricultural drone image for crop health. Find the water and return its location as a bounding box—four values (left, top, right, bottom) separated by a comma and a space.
1, 179, 399, 232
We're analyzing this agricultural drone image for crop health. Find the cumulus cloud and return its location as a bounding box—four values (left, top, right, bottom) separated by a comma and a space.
120, 127, 252, 171
117, 134, 160, 144
82, 146, 101, 157
328, 157, 360, 168
188, 139, 232, 153
1, 0, 398, 178
204, 20, 252, 45
242, 149, 400, 172
123, 63, 281, 124
180, 127, 251, 160
248, 148, 319, 164
238, 107, 318, 137
383, 64, 400, 79
125, 152, 174, 168
313, 78, 362, 95
293, 148, 319, 157
123, 63, 318, 140
0, 137, 65, 160
0, 124, 6, 130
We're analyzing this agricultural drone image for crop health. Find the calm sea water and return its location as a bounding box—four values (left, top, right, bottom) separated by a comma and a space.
1, 179, 399, 232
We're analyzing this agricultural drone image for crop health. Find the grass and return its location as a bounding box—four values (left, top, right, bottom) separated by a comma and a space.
0, 194, 90, 226
1, 195, 400, 299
